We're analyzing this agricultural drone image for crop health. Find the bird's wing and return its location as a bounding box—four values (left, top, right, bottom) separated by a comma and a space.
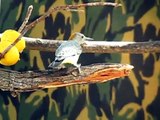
55, 41, 82, 61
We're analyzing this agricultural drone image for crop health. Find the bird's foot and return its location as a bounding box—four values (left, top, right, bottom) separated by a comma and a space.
77, 64, 81, 74
69, 64, 81, 76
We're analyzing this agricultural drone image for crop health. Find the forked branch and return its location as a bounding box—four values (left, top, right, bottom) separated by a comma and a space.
0, 2, 121, 60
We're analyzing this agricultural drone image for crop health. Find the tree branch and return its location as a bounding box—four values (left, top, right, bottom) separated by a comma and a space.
0, 63, 133, 92
23, 37, 160, 53
24, 2, 121, 32
0, 34, 159, 53
0, 2, 121, 60
0, 6, 33, 59
18, 5, 33, 33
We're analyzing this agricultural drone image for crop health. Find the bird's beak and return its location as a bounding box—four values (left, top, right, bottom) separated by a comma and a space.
85, 37, 94, 41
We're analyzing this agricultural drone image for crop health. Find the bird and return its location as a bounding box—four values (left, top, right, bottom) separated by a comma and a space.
48, 32, 93, 73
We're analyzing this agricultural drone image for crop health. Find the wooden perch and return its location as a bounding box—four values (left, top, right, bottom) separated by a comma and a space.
24, 37, 160, 53
0, 63, 133, 92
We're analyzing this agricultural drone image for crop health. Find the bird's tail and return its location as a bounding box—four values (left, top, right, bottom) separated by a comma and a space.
48, 61, 61, 69
48, 62, 54, 68
48, 61, 56, 68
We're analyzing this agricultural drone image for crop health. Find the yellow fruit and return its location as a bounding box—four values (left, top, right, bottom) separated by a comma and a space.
1, 29, 26, 53
0, 41, 20, 66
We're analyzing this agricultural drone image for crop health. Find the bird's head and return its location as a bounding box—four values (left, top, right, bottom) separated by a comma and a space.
69, 32, 93, 44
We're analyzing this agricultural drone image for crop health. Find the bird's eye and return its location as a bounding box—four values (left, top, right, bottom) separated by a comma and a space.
81, 36, 84, 38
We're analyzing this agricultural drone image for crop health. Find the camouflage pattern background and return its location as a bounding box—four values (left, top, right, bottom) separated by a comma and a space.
0, 0, 160, 120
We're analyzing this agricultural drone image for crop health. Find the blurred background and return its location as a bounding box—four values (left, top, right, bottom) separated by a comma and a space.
0, 0, 160, 120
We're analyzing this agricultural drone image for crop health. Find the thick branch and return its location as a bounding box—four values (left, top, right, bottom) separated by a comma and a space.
0, 34, 159, 53
0, 63, 133, 92
23, 37, 160, 53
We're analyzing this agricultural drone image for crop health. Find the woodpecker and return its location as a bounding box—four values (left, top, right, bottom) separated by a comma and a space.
48, 32, 93, 73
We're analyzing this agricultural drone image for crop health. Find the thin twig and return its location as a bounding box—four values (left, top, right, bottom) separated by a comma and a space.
0, 30, 26, 58
0, 2, 121, 60
18, 5, 33, 33
0, 6, 33, 59
24, 2, 121, 31
0, 5, 33, 59
66, 9, 84, 13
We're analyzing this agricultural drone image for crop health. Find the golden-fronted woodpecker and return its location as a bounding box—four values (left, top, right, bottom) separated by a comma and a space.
48, 32, 93, 73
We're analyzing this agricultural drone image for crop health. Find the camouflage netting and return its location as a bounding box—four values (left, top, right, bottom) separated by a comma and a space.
0, 0, 160, 120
